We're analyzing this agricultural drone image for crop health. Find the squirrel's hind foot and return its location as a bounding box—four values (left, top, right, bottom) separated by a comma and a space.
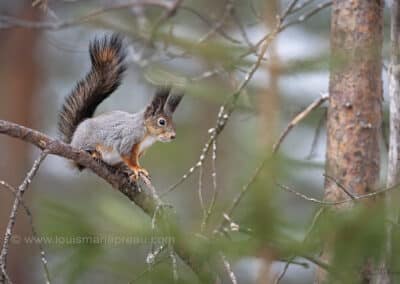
129, 166, 151, 182
81, 147, 102, 161
73, 148, 102, 171
112, 163, 151, 182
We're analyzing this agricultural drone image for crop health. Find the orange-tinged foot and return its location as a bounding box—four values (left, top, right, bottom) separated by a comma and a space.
129, 166, 150, 182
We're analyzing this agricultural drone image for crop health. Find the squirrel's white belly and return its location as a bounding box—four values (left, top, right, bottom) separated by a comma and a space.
139, 136, 157, 153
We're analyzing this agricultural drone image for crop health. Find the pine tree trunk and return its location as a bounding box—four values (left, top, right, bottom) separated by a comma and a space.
315, 0, 384, 282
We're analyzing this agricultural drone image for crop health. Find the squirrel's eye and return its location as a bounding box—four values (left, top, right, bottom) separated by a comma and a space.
157, 118, 166, 126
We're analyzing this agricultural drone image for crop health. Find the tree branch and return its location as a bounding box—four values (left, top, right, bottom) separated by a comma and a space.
0, 119, 211, 283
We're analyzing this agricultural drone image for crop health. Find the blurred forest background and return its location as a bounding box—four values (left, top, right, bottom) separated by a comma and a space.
0, 0, 394, 283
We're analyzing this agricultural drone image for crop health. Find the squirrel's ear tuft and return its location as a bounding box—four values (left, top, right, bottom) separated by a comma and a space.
145, 86, 170, 117
164, 93, 183, 115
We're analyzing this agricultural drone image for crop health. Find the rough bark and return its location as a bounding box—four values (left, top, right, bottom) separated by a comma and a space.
316, 0, 384, 282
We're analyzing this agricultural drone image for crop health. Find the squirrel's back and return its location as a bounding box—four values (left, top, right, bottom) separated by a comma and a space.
58, 34, 127, 144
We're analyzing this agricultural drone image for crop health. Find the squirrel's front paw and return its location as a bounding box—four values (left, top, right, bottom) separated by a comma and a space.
129, 166, 151, 182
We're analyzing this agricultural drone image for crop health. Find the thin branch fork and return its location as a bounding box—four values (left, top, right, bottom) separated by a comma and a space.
0, 119, 211, 283
273, 93, 329, 154
239, 0, 332, 60
276, 182, 400, 206
0, 151, 48, 284
0, 181, 51, 284
196, 0, 238, 45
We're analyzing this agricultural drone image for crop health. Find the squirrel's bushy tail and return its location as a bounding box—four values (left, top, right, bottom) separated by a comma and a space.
58, 34, 126, 143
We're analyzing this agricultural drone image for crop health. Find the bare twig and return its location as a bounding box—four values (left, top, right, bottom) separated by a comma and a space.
201, 140, 218, 231
0, 181, 51, 284
232, 8, 254, 49
129, 255, 168, 283
273, 93, 329, 154
275, 207, 324, 283
0, 151, 48, 283
305, 207, 325, 241
146, 244, 166, 265
275, 260, 291, 284
281, 0, 301, 20
179, 6, 241, 44
141, 175, 180, 283
0, 1, 172, 30
301, 255, 331, 273
306, 108, 326, 160
146, 244, 166, 283
0, 181, 17, 195
140, 173, 167, 277
163, 107, 226, 196
220, 253, 237, 284
280, 1, 332, 31
291, 0, 316, 14
150, 0, 183, 41
277, 182, 400, 205
324, 174, 356, 200
198, 165, 206, 218
197, 0, 239, 45
248, 0, 263, 22
276, 183, 334, 205
277, 258, 309, 268
174, 0, 241, 61
170, 250, 179, 282
216, 157, 267, 234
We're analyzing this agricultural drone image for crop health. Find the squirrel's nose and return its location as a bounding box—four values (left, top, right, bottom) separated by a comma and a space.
170, 134, 176, 140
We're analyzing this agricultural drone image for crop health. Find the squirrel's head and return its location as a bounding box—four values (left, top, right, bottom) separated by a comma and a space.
144, 87, 183, 143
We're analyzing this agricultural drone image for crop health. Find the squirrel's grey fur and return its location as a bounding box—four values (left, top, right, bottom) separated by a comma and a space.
71, 110, 146, 164
58, 34, 183, 172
